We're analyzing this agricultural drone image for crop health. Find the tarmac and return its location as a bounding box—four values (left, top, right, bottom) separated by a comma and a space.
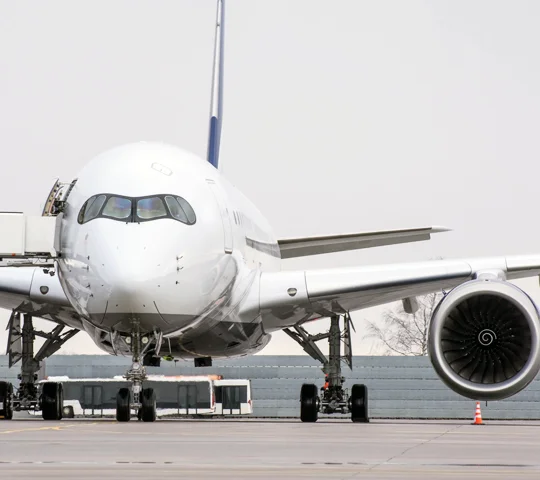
2, 417, 540, 479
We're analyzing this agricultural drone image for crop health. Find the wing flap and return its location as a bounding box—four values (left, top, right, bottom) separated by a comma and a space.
277, 226, 450, 259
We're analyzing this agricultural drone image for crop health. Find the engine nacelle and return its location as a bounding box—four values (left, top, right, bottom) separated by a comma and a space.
428, 279, 540, 400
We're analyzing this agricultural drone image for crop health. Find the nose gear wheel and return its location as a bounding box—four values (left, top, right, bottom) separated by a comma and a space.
114, 327, 160, 422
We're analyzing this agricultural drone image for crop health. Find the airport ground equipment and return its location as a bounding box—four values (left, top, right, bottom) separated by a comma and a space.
43, 375, 252, 418
284, 313, 368, 422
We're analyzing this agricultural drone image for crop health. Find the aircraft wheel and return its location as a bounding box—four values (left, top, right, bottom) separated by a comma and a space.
350, 384, 369, 423
116, 388, 131, 422
0, 381, 14, 420
300, 384, 319, 423
42, 382, 63, 420
140, 388, 157, 422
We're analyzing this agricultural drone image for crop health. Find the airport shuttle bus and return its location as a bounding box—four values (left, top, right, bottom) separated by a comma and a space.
40, 375, 252, 418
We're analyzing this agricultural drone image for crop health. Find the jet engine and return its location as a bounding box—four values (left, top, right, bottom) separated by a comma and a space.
428, 279, 540, 400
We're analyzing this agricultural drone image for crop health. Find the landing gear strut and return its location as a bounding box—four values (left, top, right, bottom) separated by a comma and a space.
0, 311, 78, 420
284, 313, 369, 423
115, 327, 161, 422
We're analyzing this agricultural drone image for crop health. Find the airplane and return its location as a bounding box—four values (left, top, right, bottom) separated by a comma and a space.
1, 0, 540, 423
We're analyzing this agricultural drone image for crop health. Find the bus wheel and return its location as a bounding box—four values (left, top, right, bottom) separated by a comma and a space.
300, 384, 319, 423
42, 382, 63, 421
140, 388, 157, 422
116, 388, 131, 422
0, 382, 14, 420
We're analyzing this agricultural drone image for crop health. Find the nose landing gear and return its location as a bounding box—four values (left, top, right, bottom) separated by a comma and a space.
115, 328, 162, 422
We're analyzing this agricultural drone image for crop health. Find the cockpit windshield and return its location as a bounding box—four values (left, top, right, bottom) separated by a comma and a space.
78, 194, 196, 225
137, 197, 167, 219
103, 196, 132, 219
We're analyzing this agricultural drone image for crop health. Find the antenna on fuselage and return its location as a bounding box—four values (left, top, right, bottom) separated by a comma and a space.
206, 0, 225, 169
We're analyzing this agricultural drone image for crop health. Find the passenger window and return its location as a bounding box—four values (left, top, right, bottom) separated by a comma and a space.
137, 197, 167, 219
165, 196, 188, 223
177, 197, 196, 224
102, 196, 132, 219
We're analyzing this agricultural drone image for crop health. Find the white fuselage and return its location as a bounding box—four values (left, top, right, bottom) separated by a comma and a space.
56, 142, 280, 358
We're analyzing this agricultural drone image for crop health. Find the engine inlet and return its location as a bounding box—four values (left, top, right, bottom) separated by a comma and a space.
429, 279, 540, 400
441, 294, 532, 384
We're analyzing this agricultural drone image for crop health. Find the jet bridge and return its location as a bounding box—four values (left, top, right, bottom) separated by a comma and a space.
0, 179, 75, 261
0, 213, 58, 259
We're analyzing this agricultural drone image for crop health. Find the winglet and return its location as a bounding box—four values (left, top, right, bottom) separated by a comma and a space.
431, 226, 452, 233
207, 0, 225, 169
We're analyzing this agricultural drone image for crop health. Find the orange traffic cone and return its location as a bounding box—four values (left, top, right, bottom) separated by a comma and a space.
472, 401, 484, 425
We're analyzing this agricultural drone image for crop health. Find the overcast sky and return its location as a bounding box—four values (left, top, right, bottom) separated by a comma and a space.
1, 0, 540, 358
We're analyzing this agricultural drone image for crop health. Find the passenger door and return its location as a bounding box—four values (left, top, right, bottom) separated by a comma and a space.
206, 179, 233, 254
178, 383, 198, 414
222, 386, 241, 415
82, 385, 103, 417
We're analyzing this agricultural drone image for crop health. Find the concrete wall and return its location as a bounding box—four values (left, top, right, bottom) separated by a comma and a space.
2, 355, 540, 419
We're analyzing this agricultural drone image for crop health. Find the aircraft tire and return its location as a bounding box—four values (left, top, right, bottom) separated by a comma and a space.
0, 381, 14, 420
42, 382, 63, 421
116, 388, 131, 422
350, 384, 369, 423
140, 388, 157, 422
300, 384, 319, 423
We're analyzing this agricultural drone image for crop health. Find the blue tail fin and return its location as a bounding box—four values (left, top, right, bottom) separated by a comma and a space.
207, 0, 225, 169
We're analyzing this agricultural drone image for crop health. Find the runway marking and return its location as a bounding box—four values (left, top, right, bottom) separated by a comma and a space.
0, 423, 97, 435
0, 460, 537, 470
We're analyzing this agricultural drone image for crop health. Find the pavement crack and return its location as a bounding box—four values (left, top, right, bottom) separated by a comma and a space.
348, 424, 464, 477
384, 424, 464, 465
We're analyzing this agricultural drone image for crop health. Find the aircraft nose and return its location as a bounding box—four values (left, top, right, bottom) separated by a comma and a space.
83, 225, 185, 331
81, 222, 221, 334
86, 258, 176, 332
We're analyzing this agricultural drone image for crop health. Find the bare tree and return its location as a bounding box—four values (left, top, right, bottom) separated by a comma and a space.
365, 292, 443, 356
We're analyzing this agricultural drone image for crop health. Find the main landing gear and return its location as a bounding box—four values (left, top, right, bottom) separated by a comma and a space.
115, 327, 161, 422
0, 311, 78, 421
284, 313, 369, 423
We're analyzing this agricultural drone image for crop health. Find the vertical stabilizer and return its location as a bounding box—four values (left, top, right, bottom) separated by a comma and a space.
207, 0, 225, 169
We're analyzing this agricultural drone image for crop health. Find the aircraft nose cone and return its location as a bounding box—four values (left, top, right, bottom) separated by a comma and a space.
72, 221, 233, 335
82, 225, 183, 332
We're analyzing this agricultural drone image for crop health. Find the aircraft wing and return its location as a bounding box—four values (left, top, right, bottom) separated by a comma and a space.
257, 255, 540, 331
0, 266, 81, 328
277, 226, 450, 259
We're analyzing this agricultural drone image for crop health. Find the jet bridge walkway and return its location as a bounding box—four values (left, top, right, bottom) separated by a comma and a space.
0, 179, 75, 263
0, 213, 58, 261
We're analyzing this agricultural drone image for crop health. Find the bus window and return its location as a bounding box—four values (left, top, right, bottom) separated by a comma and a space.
177, 381, 211, 413
214, 381, 251, 415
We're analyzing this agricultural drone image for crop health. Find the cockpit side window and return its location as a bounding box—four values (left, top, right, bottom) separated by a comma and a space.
137, 197, 167, 220
164, 196, 196, 224
102, 196, 132, 219
78, 194, 107, 224
177, 197, 196, 224
85, 194, 106, 222
165, 196, 188, 223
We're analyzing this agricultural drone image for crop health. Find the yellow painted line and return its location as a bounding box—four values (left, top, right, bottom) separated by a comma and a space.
0, 423, 97, 435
